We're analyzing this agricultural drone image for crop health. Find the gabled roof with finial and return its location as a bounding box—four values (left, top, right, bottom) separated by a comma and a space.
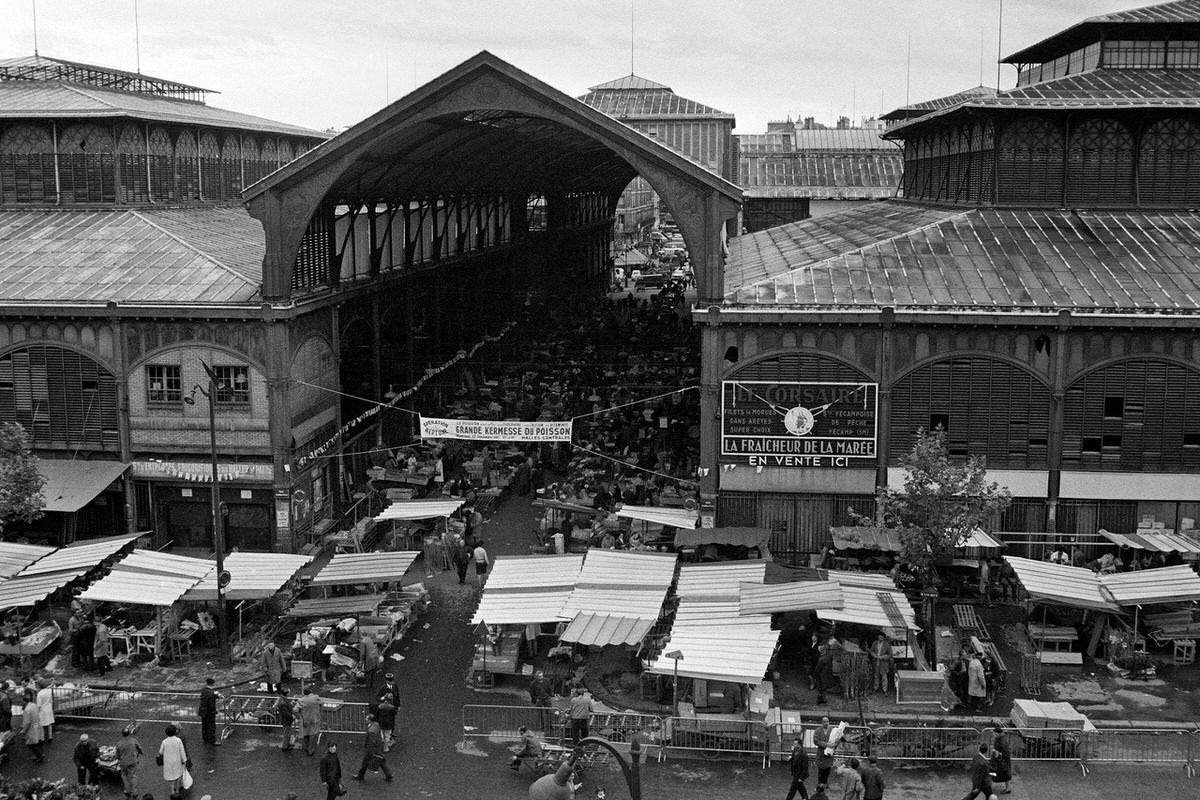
580, 73, 734, 120
1004, 0, 1200, 63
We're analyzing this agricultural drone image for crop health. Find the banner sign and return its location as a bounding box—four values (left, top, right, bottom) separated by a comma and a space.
419, 416, 573, 443
721, 380, 878, 467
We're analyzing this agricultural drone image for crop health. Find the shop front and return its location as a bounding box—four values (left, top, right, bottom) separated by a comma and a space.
131, 460, 274, 552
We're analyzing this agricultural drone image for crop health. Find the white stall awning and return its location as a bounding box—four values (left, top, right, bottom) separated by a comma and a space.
1098, 529, 1200, 555
79, 549, 212, 607
375, 498, 466, 521
17, 534, 141, 578
1099, 565, 1200, 606
559, 613, 656, 647
816, 584, 921, 631
183, 552, 314, 601
559, 586, 671, 620
0, 572, 85, 611
484, 554, 583, 591
0, 542, 54, 579
676, 560, 767, 600
285, 594, 387, 618
1004, 556, 1119, 612
309, 551, 419, 587
647, 598, 780, 684
615, 505, 697, 529
576, 549, 678, 586
739, 581, 845, 615
38, 459, 128, 513
472, 587, 575, 625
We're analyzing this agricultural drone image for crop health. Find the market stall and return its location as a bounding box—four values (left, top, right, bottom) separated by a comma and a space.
0, 542, 54, 579
1098, 528, 1200, 558
673, 527, 770, 561
558, 549, 678, 622
308, 551, 421, 592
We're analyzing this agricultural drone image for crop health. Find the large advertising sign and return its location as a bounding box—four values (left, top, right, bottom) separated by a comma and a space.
721, 380, 878, 467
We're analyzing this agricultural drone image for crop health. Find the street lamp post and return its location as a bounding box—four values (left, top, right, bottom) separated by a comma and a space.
666, 649, 684, 716
187, 361, 230, 664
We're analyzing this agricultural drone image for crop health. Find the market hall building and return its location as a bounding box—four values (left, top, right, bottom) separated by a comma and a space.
706, 0, 1200, 562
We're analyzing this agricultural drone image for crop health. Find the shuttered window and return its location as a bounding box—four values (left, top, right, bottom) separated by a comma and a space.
1138, 117, 1200, 206
58, 124, 115, 204
727, 352, 869, 383
998, 115, 1064, 206
0, 124, 57, 204
890, 357, 1051, 469
0, 346, 119, 451
1066, 117, 1134, 206
1062, 360, 1200, 472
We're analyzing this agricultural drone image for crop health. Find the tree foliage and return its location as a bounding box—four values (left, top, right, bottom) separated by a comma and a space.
0, 422, 45, 535
854, 428, 1011, 584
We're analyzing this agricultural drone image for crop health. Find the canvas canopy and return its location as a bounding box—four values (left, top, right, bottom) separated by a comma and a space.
738, 581, 845, 615
309, 551, 419, 587
559, 613, 656, 647
1004, 557, 1119, 612
0, 572, 85, 612
79, 549, 212, 607
470, 554, 583, 625
675, 560, 768, 600
16, 533, 140, 578
815, 584, 921, 631
37, 459, 128, 513
0, 542, 54, 579
1098, 528, 1200, 555
559, 550, 678, 621
184, 552, 314, 601
1099, 565, 1200, 606
375, 498, 465, 521
647, 598, 780, 684
285, 594, 388, 618
615, 505, 697, 529
673, 527, 769, 550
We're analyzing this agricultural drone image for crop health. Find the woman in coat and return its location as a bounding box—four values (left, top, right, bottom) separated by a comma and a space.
21, 689, 44, 763
990, 734, 1013, 794
34, 680, 54, 741
158, 724, 189, 800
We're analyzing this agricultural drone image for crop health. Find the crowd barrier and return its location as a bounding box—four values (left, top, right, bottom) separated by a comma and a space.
460, 704, 1198, 777
48, 686, 368, 735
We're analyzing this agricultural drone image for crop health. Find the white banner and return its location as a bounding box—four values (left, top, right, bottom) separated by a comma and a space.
419, 416, 573, 442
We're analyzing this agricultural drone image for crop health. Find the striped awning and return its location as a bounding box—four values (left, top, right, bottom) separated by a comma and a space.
79, 549, 212, 607
470, 554, 584, 626
615, 505, 697, 529
16, 533, 140, 578
559, 613, 655, 647
375, 498, 465, 521
647, 598, 780, 684
738, 581, 845, 615
1005, 556, 1119, 612
1098, 528, 1200, 555
0, 572, 86, 612
676, 560, 768, 600
183, 551, 314, 601
309, 551, 419, 587
816, 584, 921, 631
0, 542, 54, 579
1099, 565, 1200, 606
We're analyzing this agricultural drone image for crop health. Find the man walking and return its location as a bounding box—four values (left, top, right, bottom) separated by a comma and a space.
262, 641, 287, 693
276, 688, 296, 751
318, 742, 342, 800
784, 736, 809, 800
959, 743, 996, 800
837, 758, 864, 800
352, 713, 393, 782
859, 755, 885, 800
376, 690, 396, 752
198, 678, 220, 745
297, 687, 322, 756
116, 725, 144, 799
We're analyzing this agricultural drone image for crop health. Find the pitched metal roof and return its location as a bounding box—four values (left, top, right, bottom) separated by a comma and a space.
675, 560, 768, 599
0, 572, 81, 611
558, 612, 656, 646
725, 202, 1200, 315
1088, 0, 1200, 22
1098, 528, 1200, 553
739, 581, 845, 615
588, 74, 672, 92
579, 84, 734, 120
79, 548, 212, 606
0, 55, 214, 95
885, 70, 1200, 136
739, 152, 901, 199
1004, 556, 1119, 611
646, 598, 780, 684
558, 549, 679, 620
0, 542, 54, 579
0, 207, 264, 305
0, 74, 323, 138
16, 533, 140, 577
816, 584, 921, 631
470, 554, 584, 625
309, 551, 419, 587
183, 551, 314, 601
1004, 1, 1200, 63
881, 86, 997, 121
1099, 564, 1200, 604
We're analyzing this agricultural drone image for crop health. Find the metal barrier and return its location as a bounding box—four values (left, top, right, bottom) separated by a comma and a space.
836, 724, 981, 765
50, 687, 368, 734
995, 726, 1090, 775
462, 704, 566, 743
1088, 728, 1196, 777
662, 716, 769, 766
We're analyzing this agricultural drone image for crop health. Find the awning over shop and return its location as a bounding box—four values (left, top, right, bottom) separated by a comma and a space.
676, 560, 768, 600
79, 549, 213, 607
831, 526, 900, 551
130, 460, 274, 483
1004, 557, 1120, 612
1098, 528, 1200, 555
647, 598, 780, 684
615, 505, 697, 529
559, 613, 656, 647
816, 584, 921, 631
374, 498, 466, 522
0, 542, 54, 579
739, 581, 845, 615
673, 527, 769, 550
470, 554, 584, 626
37, 460, 128, 513
614, 249, 649, 266
285, 594, 388, 618
1099, 566, 1200, 606
183, 552, 314, 601
309, 551, 419, 587
16, 534, 141, 578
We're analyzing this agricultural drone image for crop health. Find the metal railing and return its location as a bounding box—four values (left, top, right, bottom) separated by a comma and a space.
830, 724, 980, 765
1074, 727, 1196, 777
661, 716, 769, 766
462, 704, 565, 743
49, 687, 368, 734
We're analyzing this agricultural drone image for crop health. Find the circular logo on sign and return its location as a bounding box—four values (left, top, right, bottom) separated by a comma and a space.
783, 406, 816, 437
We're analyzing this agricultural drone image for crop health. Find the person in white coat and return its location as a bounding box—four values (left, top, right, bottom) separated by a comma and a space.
35, 679, 55, 742
158, 723, 189, 800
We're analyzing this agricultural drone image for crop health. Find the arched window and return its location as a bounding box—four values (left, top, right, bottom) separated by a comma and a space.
260, 139, 279, 175
0, 346, 119, 452
58, 123, 116, 203
998, 115, 1064, 205
198, 131, 222, 200
241, 137, 262, 186
148, 127, 174, 201
277, 140, 294, 166
0, 123, 55, 203
174, 131, 199, 201
117, 125, 148, 203
890, 356, 1051, 469
1066, 117, 1134, 206
220, 135, 242, 198
1138, 117, 1200, 206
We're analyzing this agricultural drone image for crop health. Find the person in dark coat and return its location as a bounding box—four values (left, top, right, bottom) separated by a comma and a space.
784, 737, 809, 800
959, 744, 995, 800
198, 678, 220, 745
859, 754, 885, 800
78, 617, 97, 671
352, 713, 393, 782
813, 717, 836, 786
276, 688, 295, 751
318, 742, 342, 800
452, 538, 471, 585
376, 692, 396, 752
810, 784, 830, 800
990, 735, 1012, 794
73, 733, 100, 785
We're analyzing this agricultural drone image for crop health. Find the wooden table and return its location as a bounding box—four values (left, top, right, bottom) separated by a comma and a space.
131, 625, 159, 656
1028, 624, 1078, 652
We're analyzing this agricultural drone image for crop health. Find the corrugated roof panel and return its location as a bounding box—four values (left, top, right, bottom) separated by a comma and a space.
286, 594, 388, 618
676, 561, 767, 599
1099, 565, 1200, 605
615, 505, 697, 529
559, 586, 670, 620
739, 581, 845, 615
647, 597, 780, 684
309, 551, 419, 587
472, 587, 574, 625
183, 551, 314, 601
80, 549, 211, 606
16, 533, 139, 577
816, 584, 921, 631
1005, 556, 1119, 612
0, 542, 54, 579
576, 549, 679, 586
558, 613, 655, 646
484, 555, 584, 591
375, 498, 466, 521
578, 88, 734, 119
0, 572, 86, 611
1099, 528, 1200, 554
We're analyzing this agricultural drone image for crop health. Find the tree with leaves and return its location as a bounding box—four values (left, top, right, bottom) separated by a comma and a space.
0, 422, 45, 536
854, 428, 1011, 586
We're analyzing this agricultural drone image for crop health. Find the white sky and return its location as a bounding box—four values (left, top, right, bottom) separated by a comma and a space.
2, 1, 1124, 134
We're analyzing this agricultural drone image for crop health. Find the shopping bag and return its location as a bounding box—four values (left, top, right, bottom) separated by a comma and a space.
181, 767, 194, 790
